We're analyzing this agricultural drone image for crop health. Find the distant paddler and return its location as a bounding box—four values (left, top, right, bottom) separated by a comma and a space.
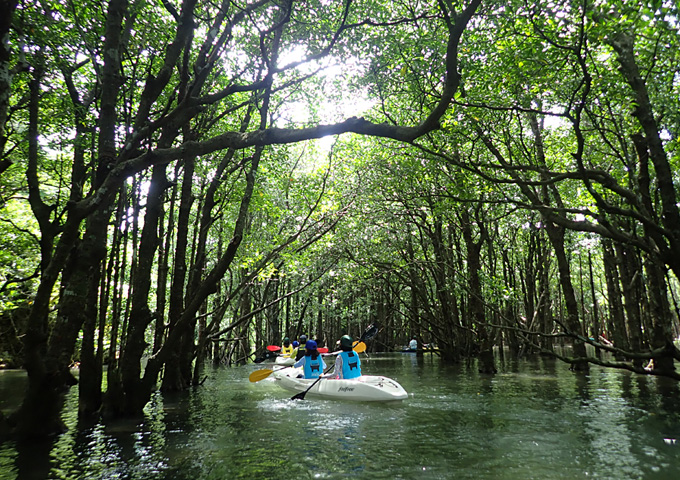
281, 337, 294, 357
293, 340, 326, 379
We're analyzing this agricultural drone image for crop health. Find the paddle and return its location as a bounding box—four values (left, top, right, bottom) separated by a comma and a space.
248, 345, 330, 383
291, 324, 379, 401
249, 366, 292, 382
266, 345, 282, 352
248, 336, 370, 383
321, 342, 366, 355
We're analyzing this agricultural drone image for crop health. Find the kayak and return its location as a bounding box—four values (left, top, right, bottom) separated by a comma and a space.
273, 368, 408, 402
275, 356, 295, 366
400, 346, 440, 354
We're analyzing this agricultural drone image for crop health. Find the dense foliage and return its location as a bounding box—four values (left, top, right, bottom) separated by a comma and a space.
0, 0, 678, 439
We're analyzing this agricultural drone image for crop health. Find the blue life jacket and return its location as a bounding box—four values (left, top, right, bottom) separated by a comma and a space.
303, 354, 324, 379
339, 351, 361, 379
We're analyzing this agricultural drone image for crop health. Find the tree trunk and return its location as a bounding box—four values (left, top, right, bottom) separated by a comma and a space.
544, 222, 589, 371
461, 209, 496, 374
609, 33, 680, 279
430, 218, 461, 362
615, 243, 645, 368
0, 0, 19, 173
643, 256, 676, 374
601, 239, 628, 356
162, 155, 195, 393
12, 50, 118, 437
108, 163, 169, 417
537, 233, 553, 353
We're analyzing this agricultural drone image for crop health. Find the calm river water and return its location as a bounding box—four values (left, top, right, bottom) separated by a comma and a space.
1, 352, 680, 479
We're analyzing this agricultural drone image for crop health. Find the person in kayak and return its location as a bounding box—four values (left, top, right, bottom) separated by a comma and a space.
333, 335, 362, 379
281, 337, 294, 357
294, 334, 308, 361
294, 340, 326, 379
408, 337, 418, 351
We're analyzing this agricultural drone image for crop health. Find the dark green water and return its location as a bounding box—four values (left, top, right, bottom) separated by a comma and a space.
1, 353, 679, 479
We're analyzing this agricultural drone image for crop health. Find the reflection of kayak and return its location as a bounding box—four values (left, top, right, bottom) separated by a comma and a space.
275, 356, 295, 366
274, 368, 408, 402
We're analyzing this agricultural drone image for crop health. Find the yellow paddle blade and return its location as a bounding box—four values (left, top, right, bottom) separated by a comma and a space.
353, 341, 367, 353
249, 368, 275, 382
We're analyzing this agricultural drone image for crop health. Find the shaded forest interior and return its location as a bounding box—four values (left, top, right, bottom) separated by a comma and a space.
1, 0, 679, 440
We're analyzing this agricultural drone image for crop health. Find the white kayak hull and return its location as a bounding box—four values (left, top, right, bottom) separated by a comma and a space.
274, 356, 295, 366
274, 369, 407, 402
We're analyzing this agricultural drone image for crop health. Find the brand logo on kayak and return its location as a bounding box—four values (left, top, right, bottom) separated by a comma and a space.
338, 386, 355, 392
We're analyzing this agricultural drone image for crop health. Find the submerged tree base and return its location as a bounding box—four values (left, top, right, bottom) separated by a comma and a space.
478, 350, 498, 374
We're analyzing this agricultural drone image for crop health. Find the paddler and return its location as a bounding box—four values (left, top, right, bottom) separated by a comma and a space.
293, 340, 326, 379
281, 337, 294, 357
332, 335, 362, 379
294, 334, 308, 361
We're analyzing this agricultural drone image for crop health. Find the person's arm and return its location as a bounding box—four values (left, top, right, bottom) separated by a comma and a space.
294, 356, 305, 368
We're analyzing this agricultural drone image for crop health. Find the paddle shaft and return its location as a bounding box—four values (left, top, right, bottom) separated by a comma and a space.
321, 342, 365, 356
291, 364, 335, 400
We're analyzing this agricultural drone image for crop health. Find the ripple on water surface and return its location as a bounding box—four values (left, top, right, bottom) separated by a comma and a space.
2, 356, 680, 479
